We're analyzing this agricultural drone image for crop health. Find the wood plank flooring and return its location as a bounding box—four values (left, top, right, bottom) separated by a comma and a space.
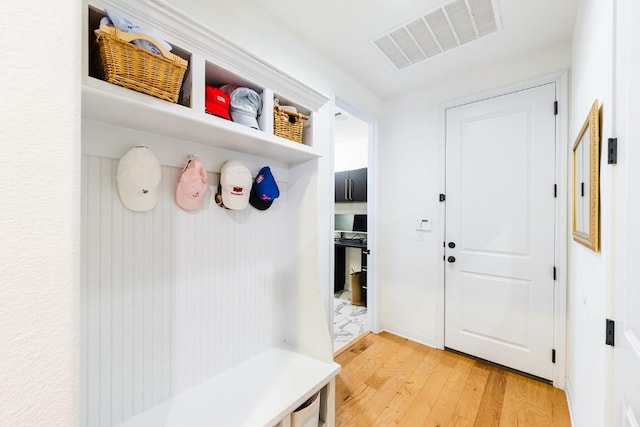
334, 332, 571, 427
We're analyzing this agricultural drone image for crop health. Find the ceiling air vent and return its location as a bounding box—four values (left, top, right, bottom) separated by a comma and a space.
373, 0, 500, 70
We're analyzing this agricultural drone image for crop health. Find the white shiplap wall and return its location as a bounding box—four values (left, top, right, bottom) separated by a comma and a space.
80, 155, 289, 426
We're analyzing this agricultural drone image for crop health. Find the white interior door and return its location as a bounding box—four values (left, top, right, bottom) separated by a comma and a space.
614, 0, 640, 424
444, 83, 557, 380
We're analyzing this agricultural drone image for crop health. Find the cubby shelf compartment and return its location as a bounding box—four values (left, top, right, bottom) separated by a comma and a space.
115, 347, 340, 427
83, 77, 322, 165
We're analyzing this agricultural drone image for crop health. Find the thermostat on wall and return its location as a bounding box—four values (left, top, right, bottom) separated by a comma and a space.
416, 219, 431, 231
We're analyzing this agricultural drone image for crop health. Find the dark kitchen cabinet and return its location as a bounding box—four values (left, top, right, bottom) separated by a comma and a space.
335, 167, 367, 202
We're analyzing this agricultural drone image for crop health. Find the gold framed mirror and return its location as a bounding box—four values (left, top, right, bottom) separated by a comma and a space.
572, 99, 600, 251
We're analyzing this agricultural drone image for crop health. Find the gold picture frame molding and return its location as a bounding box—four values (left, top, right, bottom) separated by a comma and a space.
571, 99, 600, 251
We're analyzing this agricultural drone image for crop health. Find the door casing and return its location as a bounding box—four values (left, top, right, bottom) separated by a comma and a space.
613, 0, 640, 423
331, 97, 382, 343
436, 72, 569, 388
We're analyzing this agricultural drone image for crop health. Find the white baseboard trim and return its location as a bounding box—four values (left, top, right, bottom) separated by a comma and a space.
565, 377, 576, 426
382, 324, 439, 349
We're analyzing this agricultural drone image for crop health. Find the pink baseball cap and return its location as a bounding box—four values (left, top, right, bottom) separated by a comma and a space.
176, 157, 208, 211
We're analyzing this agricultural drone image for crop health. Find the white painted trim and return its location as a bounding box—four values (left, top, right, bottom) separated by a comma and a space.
441, 70, 570, 111
334, 97, 382, 335
626, 406, 640, 427
565, 377, 577, 427
437, 70, 569, 387
81, 120, 292, 180
328, 99, 337, 344
88, 0, 329, 111
382, 324, 438, 349
367, 120, 382, 334
436, 103, 447, 350
554, 70, 570, 390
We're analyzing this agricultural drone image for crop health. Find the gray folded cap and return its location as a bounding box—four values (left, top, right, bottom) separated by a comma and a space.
229, 87, 262, 129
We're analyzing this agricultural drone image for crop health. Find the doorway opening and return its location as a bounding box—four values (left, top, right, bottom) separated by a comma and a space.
332, 105, 372, 352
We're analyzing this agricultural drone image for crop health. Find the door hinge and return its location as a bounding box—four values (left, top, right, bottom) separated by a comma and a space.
608, 138, 618, 164
554, 184, 557, 198
554, 101, 558, 115
439, 193, 446, 202
552, 349, 556, 363
606, 319, 615, 346
553, 266, 557, 281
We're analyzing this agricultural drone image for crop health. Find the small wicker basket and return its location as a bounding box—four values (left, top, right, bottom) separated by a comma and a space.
94, 24, 188, 103
273, 106, 309, 144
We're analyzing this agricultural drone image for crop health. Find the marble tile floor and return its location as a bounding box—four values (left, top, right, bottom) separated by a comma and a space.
333, 290, 367, 352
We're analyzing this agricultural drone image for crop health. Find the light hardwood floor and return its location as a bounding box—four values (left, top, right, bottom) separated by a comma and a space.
334, 332, 571, 427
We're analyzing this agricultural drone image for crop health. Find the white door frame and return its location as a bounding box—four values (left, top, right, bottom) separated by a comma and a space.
436, 71, 569, 388
331, 97, 381, 336
613, 0, 640, 423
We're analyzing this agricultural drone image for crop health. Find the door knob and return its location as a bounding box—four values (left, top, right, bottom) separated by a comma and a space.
447, 256, 456, 263
448, 242, 456, 248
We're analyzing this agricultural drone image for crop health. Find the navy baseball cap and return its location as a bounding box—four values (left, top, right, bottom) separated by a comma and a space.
249, 166, 280, 210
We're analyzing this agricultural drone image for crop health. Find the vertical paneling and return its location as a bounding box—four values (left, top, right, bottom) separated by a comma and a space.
81, 155, 287, 426
86, 156, 101, 424
80, 156, 89, 427
121, 186, 134, 422
110, 160, 124, 425
99, 158, 113, 427
150, 171, 164, 406
132, 209, 144, 417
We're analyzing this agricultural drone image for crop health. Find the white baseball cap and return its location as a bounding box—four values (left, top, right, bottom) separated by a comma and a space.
219, 160, 252, 210
176, 157, 207, 211
116, 145, 161, 212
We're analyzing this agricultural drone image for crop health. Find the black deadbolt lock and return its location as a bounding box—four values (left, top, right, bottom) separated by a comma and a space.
447, 256, 456, 263
448, 242, 456, 248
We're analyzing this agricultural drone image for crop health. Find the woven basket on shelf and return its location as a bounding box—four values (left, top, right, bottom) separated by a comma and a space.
94, 24, 188, 103
273, 106, 309, 143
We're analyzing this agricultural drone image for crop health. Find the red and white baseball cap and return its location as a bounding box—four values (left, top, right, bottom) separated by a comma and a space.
116, 145, 161, 212
219, 160, 252, 210
176, 157, 207, 211
205, 86, 231, 120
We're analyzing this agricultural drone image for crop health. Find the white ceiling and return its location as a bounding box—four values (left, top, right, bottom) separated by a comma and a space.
245, 0, 578, 100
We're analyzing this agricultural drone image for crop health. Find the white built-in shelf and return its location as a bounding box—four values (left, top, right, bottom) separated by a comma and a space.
82, 77, 322, 165
115, 347, 340, 427
83, 2, 337, 426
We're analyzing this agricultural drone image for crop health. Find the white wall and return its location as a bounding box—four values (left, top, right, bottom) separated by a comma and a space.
566, 0, 615, 425
2, 0, 383, 424
335, 113, 369, 172
162, 0, 384, 325
377, 42, 571, 346
334, 138, 368, 172
0, 1, 80, 426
